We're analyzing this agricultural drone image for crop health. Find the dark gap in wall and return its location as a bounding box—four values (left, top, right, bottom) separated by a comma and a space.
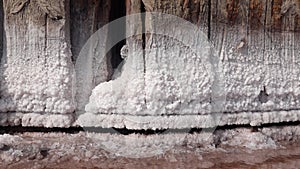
112, 128, 167, 135
70, 0, 94, 63
109, 0, 126, 69
207, 0, 211, 40
1, 121, 299, 135
0, 126, 84, 135
70, 0, 85, 63
141, 0, 147, 81
70, 0, 112, 63
0, 0, 3, 62
0, 0, 3, 101
141, 1, 146, 49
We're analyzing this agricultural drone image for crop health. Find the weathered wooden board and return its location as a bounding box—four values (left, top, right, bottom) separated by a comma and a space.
78, 0, 300, 129
210, 0, 300, 113
71, 0, 112, 113
0, 0, 299, 128
141, 0, 212, 115
82, 0, 147, 117
0, 0, 75, 127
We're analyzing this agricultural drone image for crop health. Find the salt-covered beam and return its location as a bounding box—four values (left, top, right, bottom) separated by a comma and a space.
78, 0, 300, 129
0, 0, 75, 127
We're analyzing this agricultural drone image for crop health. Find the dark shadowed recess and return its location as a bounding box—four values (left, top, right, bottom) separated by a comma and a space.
0, 0, 3, 66
70, 0, 126, 70
0, 0, 4, 102
0, 121, 299, 135
109, 0, 126, 69
0, 0, 3, 60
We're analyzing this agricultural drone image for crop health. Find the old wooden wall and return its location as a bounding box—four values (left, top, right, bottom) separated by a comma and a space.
77, 0, 300, 129
0, 0, 299, 128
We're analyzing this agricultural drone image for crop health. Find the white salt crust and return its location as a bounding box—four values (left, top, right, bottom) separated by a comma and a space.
0, 113, 74, 128
75, 110, 300, 129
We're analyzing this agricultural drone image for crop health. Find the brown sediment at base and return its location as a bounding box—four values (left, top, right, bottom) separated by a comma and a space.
0, 125, 299, 169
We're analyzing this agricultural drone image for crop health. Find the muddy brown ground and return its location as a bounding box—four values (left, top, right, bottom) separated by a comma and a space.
0, 125, 299, 169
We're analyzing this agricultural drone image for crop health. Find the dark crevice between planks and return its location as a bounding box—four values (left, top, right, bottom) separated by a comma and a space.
207, 0, 211, 40
0, 0, 3, 102
0, 126, 84, 135
70, 0, 126, 70
0, 0, 3, 64
108, 0, 126, 70
140, 1, 146, 50
0, 121, 299, 136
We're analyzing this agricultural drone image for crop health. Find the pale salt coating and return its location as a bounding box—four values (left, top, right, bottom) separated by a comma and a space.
85, 38, 212, 116
79, 13, 300, 129
0, 0, 75, 119
144, 36, 212, 115
75, 110, 300, 129
221, 29, 300, 112
0, 134, 23, 146
85, 47, 146, 115
0, 10, 300, 129
0, 42, 75, 113
84, 13, 219, 120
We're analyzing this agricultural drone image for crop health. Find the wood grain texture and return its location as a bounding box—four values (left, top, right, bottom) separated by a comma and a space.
0, 0, 299, 127
70, 0, 111, 85
141, 0, 300, 114
210, 0, 300, 112
0, 0, 75, 117
70, 0, 111, 62
36, 0, 65, 20
70, 0, 112, 113
8, 0, 29, 14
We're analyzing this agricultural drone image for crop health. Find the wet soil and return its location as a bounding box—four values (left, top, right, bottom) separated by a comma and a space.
0, 126, 299, 169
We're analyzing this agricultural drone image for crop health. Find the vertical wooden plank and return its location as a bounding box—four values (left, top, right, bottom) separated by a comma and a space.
270, 0, 300, 110
210, 0, 253, 111
0, 0, 75, 121
0, 0, 5, 125
141, 0, 212, 115
44, 0, 74, 113
70, 0, 111, 63
71, 0, 112, 113
211, 0, 300, 112
70, 0, 111, 85
125, 0, 147, 113
126, 0, 143, 45
78, 0, 300, 128
0, 0, 3, 61
70, 0, 98, 62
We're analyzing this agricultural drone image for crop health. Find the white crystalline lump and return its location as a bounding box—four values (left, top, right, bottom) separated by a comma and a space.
85, 36, 214, 116
86, 49, 147, 115
217, 129, 277, 150
144, 38, 213, 115
0, 134, 23, 145
0, 43, 75, 114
